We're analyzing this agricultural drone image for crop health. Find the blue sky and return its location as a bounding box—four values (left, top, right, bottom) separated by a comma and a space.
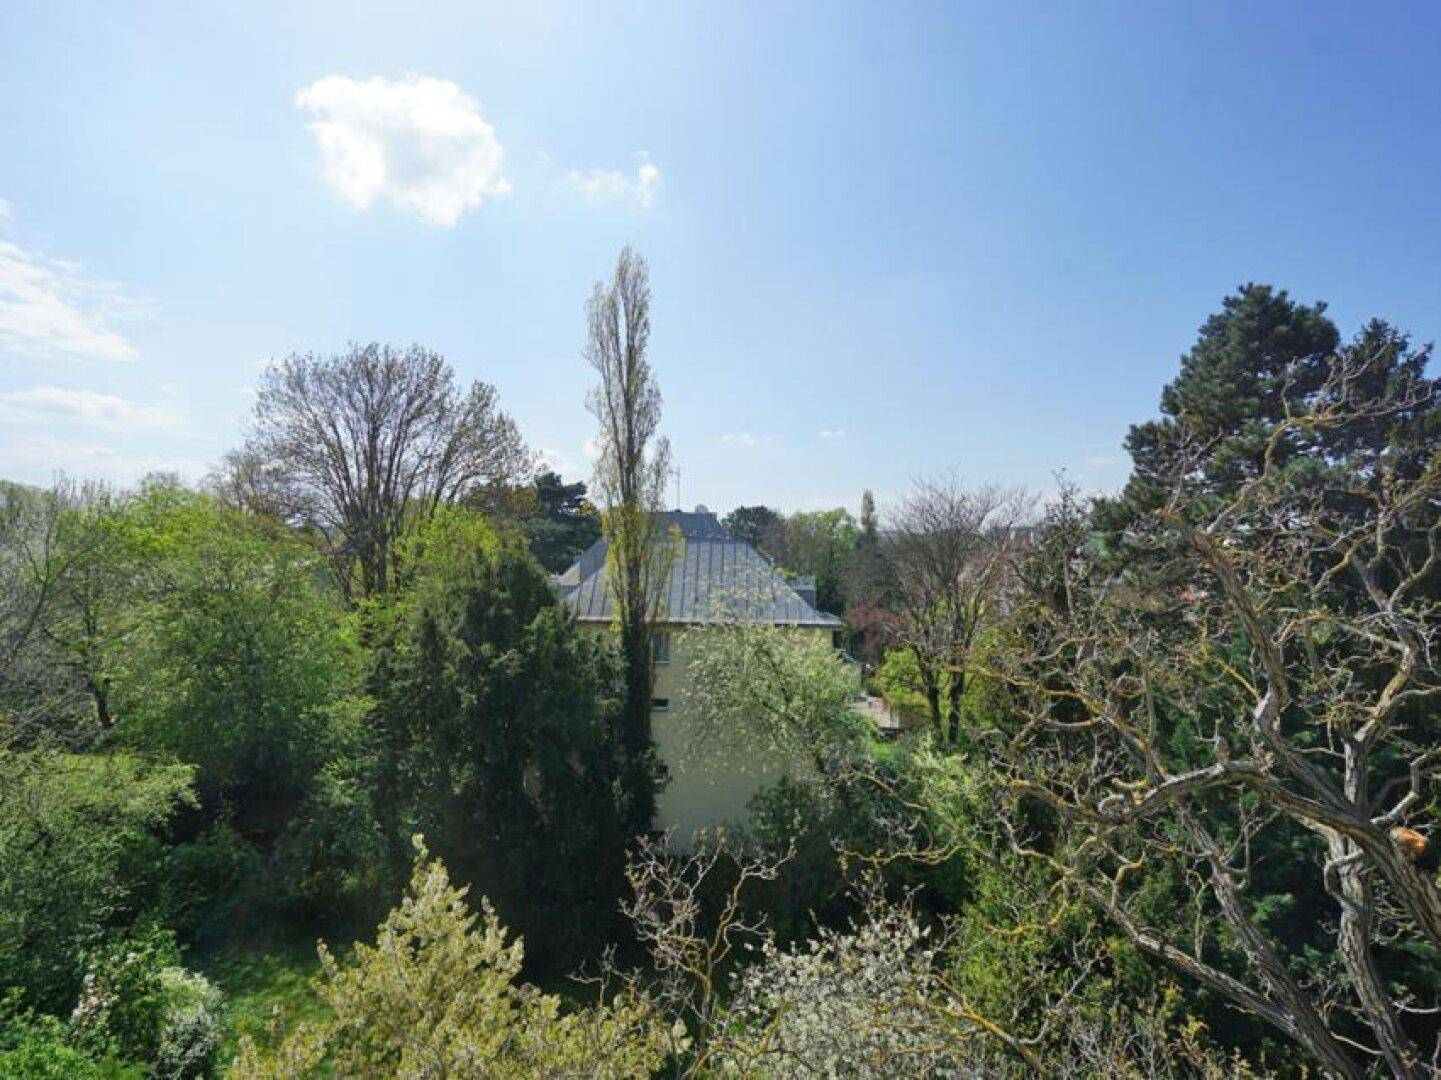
2, 2, 1439, 513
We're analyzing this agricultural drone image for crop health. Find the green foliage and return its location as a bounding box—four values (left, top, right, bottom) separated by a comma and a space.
70, 928, 182, 1064
764, 507, 860, 614
872, 646, 931, 721
1105, 282, 1340, 525
153, 825, 263, 942
94, 486, 379, 926
682, 621, 866, 772
0, 993, 111, 1079
872, 634, 1008, 739
720, 503, 780, 549
230, 839, 674, 1078
109, 487, 366, 826
0, 750, 194, 1014
374, 508, 628, 973
202, 948, 325, 1070
517, 469, 601, 572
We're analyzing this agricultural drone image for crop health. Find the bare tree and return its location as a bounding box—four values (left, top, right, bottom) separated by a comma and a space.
990, 346, 1441, 1077
232, 344, 528, 601
586, 246, 673, 835
876, 477, 1030, 745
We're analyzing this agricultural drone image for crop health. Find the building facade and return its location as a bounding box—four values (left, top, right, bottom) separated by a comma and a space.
554, 508, 844, 845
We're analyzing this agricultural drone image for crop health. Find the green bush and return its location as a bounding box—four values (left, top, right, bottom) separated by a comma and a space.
152, 968, 223, 1079
159, 825, 263, 942
0, 751, 194, 1014
69, 928, 181, 1064
0, 991, 134, 1079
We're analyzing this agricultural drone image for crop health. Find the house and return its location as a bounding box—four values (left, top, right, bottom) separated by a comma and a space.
555, 507, 845, 844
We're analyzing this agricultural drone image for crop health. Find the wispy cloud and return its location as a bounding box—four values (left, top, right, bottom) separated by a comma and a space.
296, 74, 512, 227
0, 226, 147, 363
721, 432, 774, 448
0, 434, 210, 485
2, 435, 119, 474
0, 386, 184, 432
565, 153, 661, 208
536, 446, 574, 475
818, 428, 847, 440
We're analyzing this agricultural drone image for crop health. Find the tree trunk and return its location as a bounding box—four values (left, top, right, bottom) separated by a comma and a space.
618, 615, 657, 836
914, 647, 944, 744
1328, 837, 1422, 1078
1178, 812, 1363, 1080
945, 668, 967, 747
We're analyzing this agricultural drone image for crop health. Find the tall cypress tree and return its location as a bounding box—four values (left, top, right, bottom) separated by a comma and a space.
376, 510, 627, 973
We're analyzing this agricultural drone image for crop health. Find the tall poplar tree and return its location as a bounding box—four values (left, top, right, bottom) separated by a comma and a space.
585, 247, 673, 836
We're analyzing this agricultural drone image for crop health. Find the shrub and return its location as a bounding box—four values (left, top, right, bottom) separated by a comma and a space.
69, 928, 181, 1064
0, 995, 95, 1079
0, 751, 194, 1014
714, 901, 980, 1077
230, 838, 674, 1077
153, 968, 223, 1079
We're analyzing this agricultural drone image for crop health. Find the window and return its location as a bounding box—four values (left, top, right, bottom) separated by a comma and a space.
651, 698, 670, 713
650, 632, 671, 666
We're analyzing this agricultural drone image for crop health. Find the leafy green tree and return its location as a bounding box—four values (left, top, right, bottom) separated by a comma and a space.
98, 486, 379, 922
375, 509, 628, 972
720, 504, 780, 549
585, 245, 674, 837
0, 479, 153, 743
0, 750, 193, 1013
1098, 283, 1339, 535
766, 508, 860, 614
518, 469, 601, 572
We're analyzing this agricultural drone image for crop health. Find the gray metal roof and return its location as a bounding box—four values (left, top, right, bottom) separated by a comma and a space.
558, 511, 843, 628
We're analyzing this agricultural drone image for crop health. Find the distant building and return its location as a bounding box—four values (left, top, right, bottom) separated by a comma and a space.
555, 507, 844, 845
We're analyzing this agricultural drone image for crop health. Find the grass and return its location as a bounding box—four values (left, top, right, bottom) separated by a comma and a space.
194, 937, 328, 1065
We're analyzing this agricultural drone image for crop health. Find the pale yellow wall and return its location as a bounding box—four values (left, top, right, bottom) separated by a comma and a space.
584, 622, 836, 850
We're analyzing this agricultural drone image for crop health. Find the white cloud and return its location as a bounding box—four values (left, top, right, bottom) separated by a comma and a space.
582, 435, 604, 460
0, 386, 184, 432
0, 235, 146, 363
0, 199, 12, 220
565, 153, 661, 207
296, 75, 512, 227
721, 432, 773, 448
818, 428, 847, 440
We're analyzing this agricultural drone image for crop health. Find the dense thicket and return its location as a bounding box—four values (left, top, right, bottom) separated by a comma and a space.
2, 280, 1436, 1076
